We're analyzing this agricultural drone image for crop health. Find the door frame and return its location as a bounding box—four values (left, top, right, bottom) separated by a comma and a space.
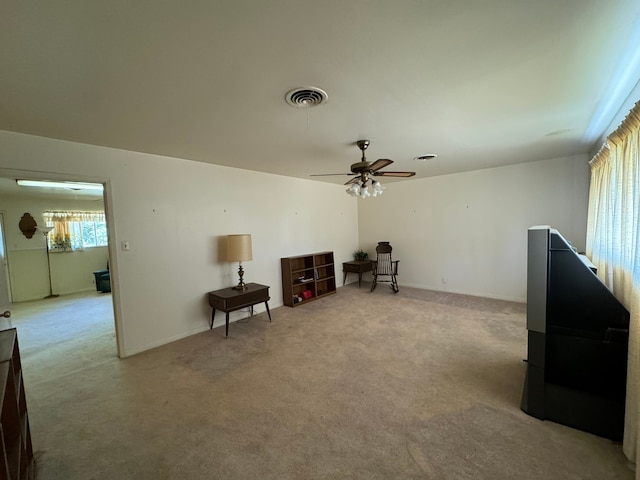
0, 211, 13, 329
0, 168, 124, 358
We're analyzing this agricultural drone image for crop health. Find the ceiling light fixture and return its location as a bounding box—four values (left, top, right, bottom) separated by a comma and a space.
414, 154, 438, 161
545, 128, 573, 137
371, 180, 385, 196
16, 180, 104, 191
346, 176, 386, 199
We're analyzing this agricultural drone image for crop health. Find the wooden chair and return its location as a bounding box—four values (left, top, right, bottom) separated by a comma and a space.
370, 242, 399, 293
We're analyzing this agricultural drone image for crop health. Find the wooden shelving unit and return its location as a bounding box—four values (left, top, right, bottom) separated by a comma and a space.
0, 329, 34, 480
281, 251, 336, 307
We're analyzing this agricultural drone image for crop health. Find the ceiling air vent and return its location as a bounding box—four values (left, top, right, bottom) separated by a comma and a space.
285, 87, 328, 107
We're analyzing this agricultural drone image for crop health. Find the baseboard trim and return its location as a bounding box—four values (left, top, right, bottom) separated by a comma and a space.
397, 282, 525, 303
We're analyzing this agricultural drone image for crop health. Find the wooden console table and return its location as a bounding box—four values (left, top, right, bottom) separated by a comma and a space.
342, 261, 372, 288
208, 283, 271, 337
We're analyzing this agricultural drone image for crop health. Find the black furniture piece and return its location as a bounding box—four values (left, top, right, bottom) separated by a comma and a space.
208, 283, 271, 337
93, 263, 111, 293
342, 260, 372, 288
521, 226, 630, 440
370, 242, 399, 293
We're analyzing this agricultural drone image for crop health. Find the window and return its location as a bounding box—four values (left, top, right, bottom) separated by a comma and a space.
586, 100, 640, 465
43, 211, 107, 251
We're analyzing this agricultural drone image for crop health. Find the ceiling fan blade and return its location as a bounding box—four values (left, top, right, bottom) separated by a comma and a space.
310, 173, 355, 177
373, 171, 416, 177
345, 177, 360, 185
368, 159, 394, 172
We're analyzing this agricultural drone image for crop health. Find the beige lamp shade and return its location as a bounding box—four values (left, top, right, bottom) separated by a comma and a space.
227, 234, 253, 262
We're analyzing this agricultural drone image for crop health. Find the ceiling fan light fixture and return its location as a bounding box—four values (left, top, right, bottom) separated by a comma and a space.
314, 139, 415, 198
346, 179, 383, 199
372, 180, 385, 196
346, 183, 360, 197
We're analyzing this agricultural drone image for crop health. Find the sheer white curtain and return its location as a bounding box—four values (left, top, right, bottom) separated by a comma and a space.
586, 101, 640, 474
43, 211, 106, 251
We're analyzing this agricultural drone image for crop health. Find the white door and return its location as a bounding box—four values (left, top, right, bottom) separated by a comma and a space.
0, 214, 12, 329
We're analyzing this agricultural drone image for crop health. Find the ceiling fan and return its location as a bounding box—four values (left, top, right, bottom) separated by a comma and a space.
311, 140, 415, 197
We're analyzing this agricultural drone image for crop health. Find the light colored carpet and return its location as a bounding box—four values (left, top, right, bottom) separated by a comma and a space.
9, 285, 634, 479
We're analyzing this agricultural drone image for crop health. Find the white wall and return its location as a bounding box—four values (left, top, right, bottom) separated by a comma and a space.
358, 155, 590, 302
0, 195, 108, 301
0, 130, 359, 356
0, 129, 591, 354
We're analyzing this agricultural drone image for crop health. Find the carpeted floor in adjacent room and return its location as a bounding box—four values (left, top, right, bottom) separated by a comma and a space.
10, 284, 634, 479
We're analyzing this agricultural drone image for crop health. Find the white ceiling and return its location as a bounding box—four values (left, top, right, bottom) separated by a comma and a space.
1, 1, 640, 187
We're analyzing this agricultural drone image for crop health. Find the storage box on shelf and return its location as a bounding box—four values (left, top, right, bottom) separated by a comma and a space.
281, 251, 336, 307
0, 328, 34, 480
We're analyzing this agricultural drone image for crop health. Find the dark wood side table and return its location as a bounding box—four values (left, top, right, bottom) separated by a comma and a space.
342, 261, 373, 288
208, 283, 271, 337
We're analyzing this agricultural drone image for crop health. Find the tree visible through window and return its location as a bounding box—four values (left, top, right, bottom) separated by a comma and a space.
79, 219, 108, 247
43, 211, 107, 251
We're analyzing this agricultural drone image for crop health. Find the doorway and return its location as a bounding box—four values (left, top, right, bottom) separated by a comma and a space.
0, 174, 121, 357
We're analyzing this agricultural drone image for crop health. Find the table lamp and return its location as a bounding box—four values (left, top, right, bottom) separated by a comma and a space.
227, 234, 252, 290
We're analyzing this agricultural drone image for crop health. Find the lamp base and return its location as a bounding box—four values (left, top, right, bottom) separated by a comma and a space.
44, 294, 59, 299
233, 263, 247, 290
